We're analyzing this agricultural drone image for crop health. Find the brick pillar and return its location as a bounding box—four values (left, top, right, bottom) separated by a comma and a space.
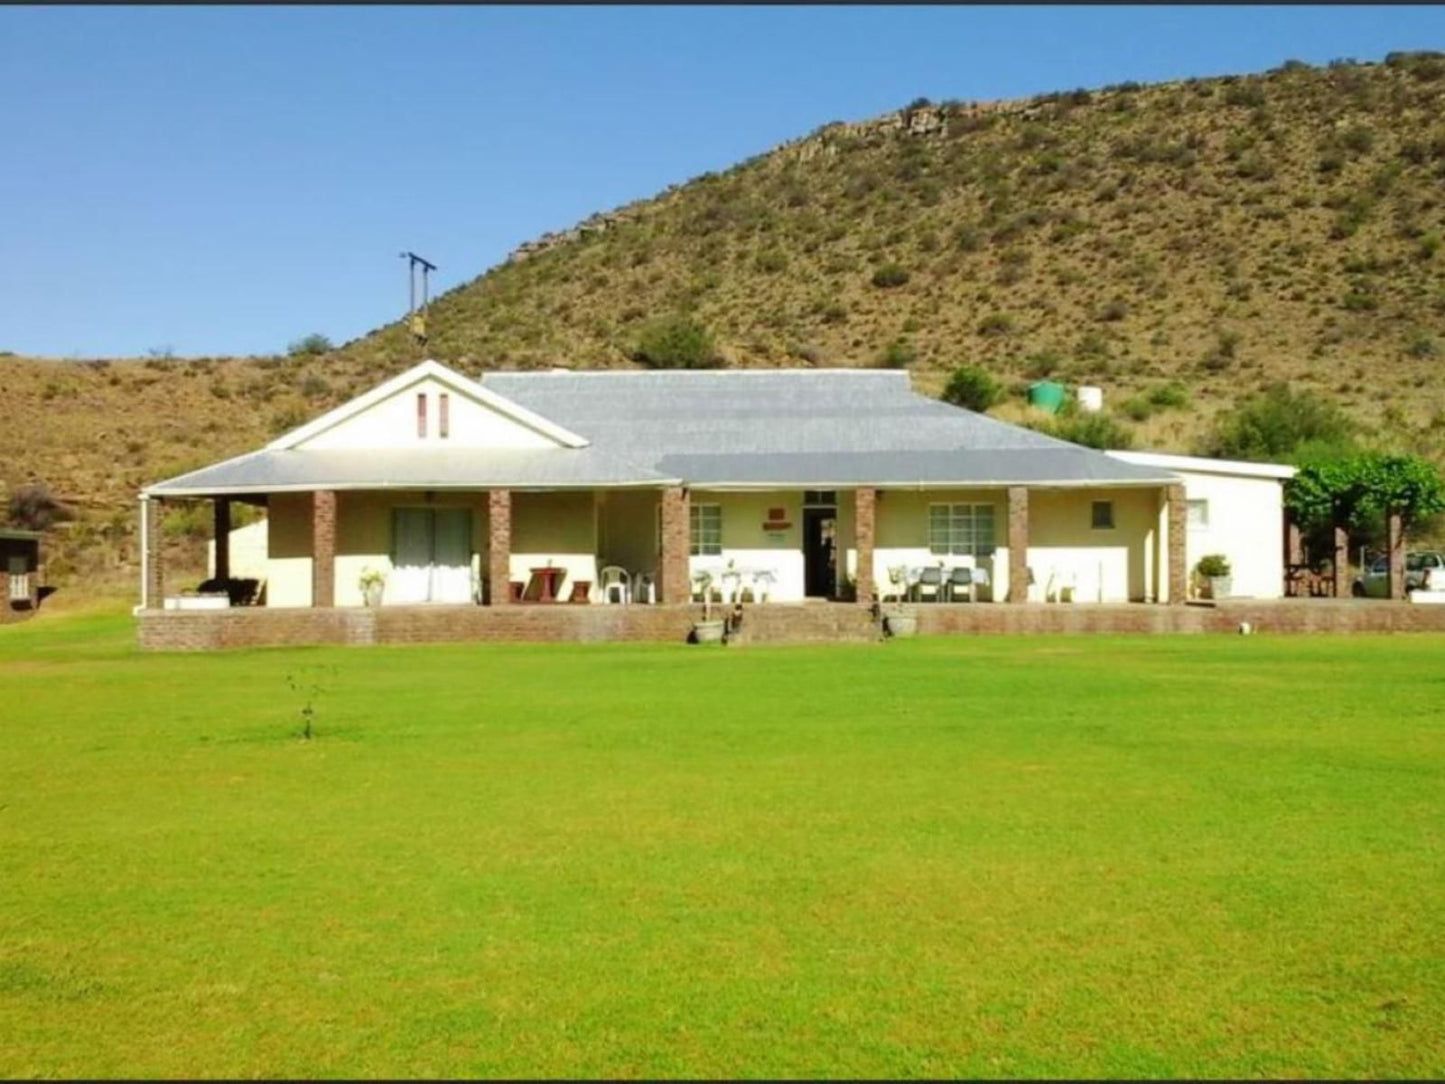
659, 486, 691, 603
488, 489, 511, 606
213, 498, 232, 582
854, 488, 877, 605
1166, 484, 1187, 605
0, 560, 9, 622
1284, 517, 1303, 567
145, 496, 164, 609
1332, 523, 1350, 599
312, 490, 336, 608
1387, 510, 1405, 601
1007, 486, 1029, 603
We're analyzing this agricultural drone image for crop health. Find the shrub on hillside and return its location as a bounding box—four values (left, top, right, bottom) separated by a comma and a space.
977, 312, 1016, 337
632, 314, 721, 369
1038, 412, 1135, 450
287, 333, 332, 357
940, 365, 1002, 412
870, 263, 911, 289
875, 338, 917, 369
5, 483, 73, 532
1200, 384, 1357, 462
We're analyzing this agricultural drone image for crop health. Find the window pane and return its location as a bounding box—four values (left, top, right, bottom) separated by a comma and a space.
1187, 499, 1208, 528
1091, 501, 1115, 529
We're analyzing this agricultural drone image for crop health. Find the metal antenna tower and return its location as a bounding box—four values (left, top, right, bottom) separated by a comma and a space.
399, 251, 437, 349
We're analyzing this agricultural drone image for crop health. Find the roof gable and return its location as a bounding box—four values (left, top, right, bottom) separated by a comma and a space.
269, 360, 588, 452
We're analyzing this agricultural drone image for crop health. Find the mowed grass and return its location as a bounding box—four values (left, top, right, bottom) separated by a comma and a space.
2, 609, 1443, 1079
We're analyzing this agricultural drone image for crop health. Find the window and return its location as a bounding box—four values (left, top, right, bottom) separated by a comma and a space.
690, 504, 722, 556
927, 503, 997, 557
1091, 500, 1115, 530
1187, 498, 1209, 529
803, 490, 837, 506
416, 392, 428, 438
439, 393, 450, 439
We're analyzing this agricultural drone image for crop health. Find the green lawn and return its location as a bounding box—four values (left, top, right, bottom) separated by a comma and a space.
2, 608, 1443, 1079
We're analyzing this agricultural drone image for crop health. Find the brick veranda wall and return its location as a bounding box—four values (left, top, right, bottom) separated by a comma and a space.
136, 599, 1445, 651
138, 603, 702, 651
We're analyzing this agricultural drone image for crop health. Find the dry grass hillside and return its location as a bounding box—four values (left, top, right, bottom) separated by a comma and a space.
4, 54, 1445, 582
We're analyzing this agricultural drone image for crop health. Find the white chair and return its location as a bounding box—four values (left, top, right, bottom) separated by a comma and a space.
747, 568, 776, 603
631, 570, 656, 605
884, 565, 909, 604
598, 565, 631, 604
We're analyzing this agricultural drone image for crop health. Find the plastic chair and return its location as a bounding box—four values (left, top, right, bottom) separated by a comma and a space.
883, 565, 908, 604
912, 566, 945, 603
747, 568, 776, 603
631, 570, 656, 605
598, 565, 630, 604
944, 566, 973, 603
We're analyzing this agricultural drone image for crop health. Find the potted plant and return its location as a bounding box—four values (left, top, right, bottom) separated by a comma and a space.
1196, 554, 1232, 600
882, 565, 918, 637
358, 567, 387, 607
691, 569, 726, 643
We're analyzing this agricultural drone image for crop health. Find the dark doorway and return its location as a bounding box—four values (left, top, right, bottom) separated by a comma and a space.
803, 507, 838, 598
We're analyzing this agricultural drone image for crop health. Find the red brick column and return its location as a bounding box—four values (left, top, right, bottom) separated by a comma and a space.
1007, 486, 1029, 603
853, 488, 877, 604
1387, 511, 1405, 601
213, 498, 232, 582
145, 496, 164, 609
1332, 523, 1350, 599
659, 486, 691, 603
1284, 517, 1303, 567
312, 490, 336, 608
488, 489, 511, 606
0, 560, 9, 622
1167, 484, 1187, 605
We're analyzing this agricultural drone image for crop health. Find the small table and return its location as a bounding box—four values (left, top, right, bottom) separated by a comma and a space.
529, 566, 566, 604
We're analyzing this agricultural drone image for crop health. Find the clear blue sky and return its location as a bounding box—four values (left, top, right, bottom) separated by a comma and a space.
2, 5, 1442, 359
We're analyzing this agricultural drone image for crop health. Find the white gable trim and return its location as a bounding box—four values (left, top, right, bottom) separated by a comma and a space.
1106, 449, 1296, 481
266, 359, 589, 451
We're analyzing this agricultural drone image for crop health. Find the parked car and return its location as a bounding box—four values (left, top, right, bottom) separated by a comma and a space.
1352, 551, 1445, 597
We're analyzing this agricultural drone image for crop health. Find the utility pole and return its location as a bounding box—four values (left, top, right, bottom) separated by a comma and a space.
399, 251, 437, 351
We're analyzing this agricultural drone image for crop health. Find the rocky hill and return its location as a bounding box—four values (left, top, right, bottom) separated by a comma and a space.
4, 53, 1445, 583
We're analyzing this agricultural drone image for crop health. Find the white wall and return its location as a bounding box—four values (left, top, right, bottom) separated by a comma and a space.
1176, 470, 1285, 599
689, 490, 808, 602
296, 376, 561, 451
207, 519, 269, 581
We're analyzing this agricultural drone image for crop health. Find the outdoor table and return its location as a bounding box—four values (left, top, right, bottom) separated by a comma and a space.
529, 566, 565, 603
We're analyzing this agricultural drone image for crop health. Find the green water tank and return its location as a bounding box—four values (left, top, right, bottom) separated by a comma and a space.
1027, 380, 1067, 413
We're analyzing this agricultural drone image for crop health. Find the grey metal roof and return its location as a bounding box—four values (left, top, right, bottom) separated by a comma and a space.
483, 369, 1178, 486
146, 447, 676, 497
147, 368, 1179, 495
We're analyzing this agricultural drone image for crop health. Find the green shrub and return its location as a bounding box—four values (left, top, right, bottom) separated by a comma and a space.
1147, 382, 1190, 410
287, 333, 332, 357
876, 337, 917, 369
1099, 299, 1130, 322
977, 312, 1016, 337
1121, 396, 1153, 422
1200, 384, 1356, 461
940, 365, 1002, 412
1224, 83, 1267, 108
1023, 350, 1065, 379
1040, 412, 1135, 450
632, 314, 721, 369
870, 263, 911, 288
